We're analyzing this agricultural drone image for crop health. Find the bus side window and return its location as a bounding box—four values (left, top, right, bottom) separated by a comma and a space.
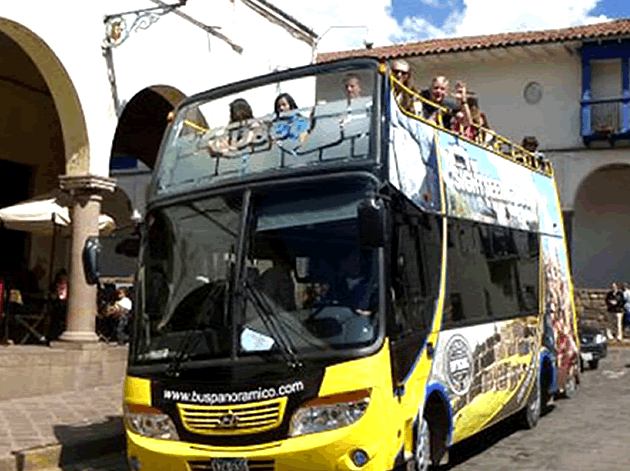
391, 202, 441, 336
445, 218, 540, 328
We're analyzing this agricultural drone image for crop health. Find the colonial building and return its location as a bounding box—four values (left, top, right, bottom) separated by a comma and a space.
319, 19, 630, 289
0, 0, 315, 343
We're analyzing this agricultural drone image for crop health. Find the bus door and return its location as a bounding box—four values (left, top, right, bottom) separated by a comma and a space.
389, 192, 443, 417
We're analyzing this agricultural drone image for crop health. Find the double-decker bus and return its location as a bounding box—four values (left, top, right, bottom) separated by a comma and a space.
108, 58, 580, 471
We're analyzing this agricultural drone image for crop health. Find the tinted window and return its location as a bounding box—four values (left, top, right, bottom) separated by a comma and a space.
444, 218, 539, 328
391, 195, 442, 336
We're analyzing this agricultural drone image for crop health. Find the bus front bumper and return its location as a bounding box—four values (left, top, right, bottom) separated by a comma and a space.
126, 423, 389, 471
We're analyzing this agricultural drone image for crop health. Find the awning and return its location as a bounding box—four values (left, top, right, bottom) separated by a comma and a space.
0, 192, 116, 237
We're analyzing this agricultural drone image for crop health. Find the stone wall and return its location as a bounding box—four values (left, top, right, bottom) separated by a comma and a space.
0, 344, 127, 400
574, 288, 619, 334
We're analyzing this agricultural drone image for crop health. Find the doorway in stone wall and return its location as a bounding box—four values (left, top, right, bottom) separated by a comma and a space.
0, 159, 32, 273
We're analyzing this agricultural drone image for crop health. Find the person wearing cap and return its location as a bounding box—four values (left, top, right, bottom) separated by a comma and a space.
391, 59, 423, 115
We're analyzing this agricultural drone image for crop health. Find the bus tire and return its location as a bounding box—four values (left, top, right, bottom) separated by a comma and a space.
413, 417, 432, 471
519, 375, 541, 429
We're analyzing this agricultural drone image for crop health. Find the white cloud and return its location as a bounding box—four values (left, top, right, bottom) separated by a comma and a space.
268, 0, 612, 55
394, 0, 610, 42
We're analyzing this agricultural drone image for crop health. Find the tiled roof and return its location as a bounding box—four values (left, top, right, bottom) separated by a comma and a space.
317, 19, 630, 62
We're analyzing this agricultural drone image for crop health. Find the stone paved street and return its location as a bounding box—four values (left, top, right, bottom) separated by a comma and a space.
0, 382, 123, 456
447, 347, 630, 471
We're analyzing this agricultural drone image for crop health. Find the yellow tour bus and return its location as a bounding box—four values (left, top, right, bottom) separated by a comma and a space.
94, 58, 580, 471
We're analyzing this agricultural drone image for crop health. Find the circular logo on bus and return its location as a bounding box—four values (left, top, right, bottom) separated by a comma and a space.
445, 334, 474, 395
219, 411, 239, 428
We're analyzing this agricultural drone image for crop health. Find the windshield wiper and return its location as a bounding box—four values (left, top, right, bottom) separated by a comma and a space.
166, 282, 224, 377
186, 202, 239, 239
242, 279, 303, 370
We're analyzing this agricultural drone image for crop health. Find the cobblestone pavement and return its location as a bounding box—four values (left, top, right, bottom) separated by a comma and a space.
0, 382, 123, 457
67, 349, 630, 471
447, 347, 630, 471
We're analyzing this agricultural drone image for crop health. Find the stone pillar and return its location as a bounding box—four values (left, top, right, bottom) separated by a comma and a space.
58, 175, 116, 343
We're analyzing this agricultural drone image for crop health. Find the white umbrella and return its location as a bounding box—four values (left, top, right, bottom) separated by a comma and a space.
0, 192, 116, 237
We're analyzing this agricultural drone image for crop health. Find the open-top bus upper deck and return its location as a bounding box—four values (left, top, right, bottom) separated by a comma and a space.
151, 58, 551, 204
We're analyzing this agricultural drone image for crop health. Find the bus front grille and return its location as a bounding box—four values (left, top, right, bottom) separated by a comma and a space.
177, 397, 287, 435
188, 460, 275, 471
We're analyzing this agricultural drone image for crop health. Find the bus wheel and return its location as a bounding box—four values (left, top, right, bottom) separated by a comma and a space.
519, 375, 541, 429
562, 372, 578, 399
414, 417, 432, 471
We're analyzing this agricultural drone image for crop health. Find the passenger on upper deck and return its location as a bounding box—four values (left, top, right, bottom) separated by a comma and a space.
391, 59, 422, 115
209, 98, 262, 157
274, 93, 298, 115
272, 93, 312, 147
419, 75, 459, 129
521, 136, 539, 153
344, 73, 363, 102
451, 82, 490, 142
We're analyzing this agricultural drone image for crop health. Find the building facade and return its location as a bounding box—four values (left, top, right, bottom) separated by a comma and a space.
319, 19, 630, 289
0, 0, 315, 342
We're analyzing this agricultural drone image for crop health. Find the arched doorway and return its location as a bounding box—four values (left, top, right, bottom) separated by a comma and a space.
0, 21, 70, 286
0, 18, 111, 343
104, 86, 187, 285
111, 85, 187, 170
573, 164, 630, 288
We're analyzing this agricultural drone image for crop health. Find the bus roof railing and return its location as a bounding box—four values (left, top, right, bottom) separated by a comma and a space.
388, 72, 553, 177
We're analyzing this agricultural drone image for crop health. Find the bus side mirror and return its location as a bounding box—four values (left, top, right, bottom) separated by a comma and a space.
83, 236, 101, 285
358, 199, 386, 247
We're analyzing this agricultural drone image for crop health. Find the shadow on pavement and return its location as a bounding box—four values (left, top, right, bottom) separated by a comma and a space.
53, 416, 125, 467
443, 403, 556, 470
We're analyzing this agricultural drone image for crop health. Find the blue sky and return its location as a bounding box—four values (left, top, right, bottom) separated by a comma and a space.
271, 0, 630, 53
590, 0, 630, 18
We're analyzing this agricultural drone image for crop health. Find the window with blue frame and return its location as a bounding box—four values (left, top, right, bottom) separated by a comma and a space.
581, 40, 630, 144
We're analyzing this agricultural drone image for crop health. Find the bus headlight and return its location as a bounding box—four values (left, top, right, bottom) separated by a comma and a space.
124, 404, 179, 441
289, 390, 370, 437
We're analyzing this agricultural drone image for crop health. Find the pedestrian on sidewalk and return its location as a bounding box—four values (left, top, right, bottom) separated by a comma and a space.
606, 281, 624, 338
622, 282, 630, 336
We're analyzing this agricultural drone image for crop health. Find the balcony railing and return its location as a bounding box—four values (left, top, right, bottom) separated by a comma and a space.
581, 96, 630, 144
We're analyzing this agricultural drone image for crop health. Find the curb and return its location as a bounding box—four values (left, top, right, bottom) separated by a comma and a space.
0, 432, 125, 471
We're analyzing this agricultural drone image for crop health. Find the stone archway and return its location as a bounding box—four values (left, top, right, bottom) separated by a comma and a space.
0, 18, 90, 176
0, 21, 70, 285
112, 85, 187, 170
0, 18, 114, 343
572, 164, 630, 288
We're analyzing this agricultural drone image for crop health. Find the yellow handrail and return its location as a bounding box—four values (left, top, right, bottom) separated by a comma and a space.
183, 119, 208, 133
389, 73, 552, 176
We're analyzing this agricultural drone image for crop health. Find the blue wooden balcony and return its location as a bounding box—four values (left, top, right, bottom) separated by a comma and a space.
581, 96, 630, 145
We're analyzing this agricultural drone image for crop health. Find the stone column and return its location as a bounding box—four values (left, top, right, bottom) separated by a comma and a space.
58, 175, 116, 343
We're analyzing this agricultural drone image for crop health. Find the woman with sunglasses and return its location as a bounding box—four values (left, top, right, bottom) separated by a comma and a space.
391, 59, 422, 115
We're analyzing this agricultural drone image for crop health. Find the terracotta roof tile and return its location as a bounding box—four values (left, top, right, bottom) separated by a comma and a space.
317, 19, 630, 62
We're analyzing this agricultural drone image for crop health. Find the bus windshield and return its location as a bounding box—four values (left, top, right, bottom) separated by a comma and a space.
154, 65, 377, 196
132, 178, 382, 369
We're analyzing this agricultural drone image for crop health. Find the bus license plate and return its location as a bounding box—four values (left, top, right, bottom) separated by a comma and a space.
211, 459, 248, 471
